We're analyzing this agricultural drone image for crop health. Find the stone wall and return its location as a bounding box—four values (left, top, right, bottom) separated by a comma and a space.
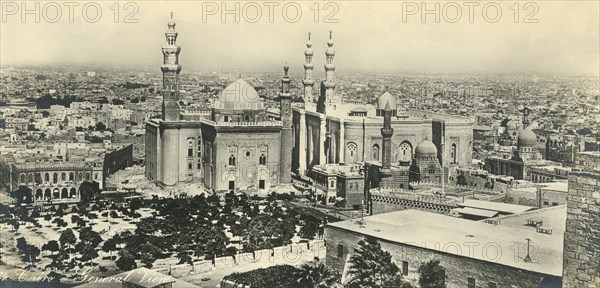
562, 172, 600, 287
164, 240, 326, 278
325, 226, 551, 288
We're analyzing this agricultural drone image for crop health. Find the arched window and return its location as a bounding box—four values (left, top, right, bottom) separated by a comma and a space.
27, 174, 33, 183
347, 142, 358, 162
330, 180, 335, 188
20, 174, 25, 183
35, 173, 41, 183
429, 166, 436, 175
78, 173, 83, 181
259, 154, 267, 165
244, 115, 250, 122
45, 173, 50, 182
451, 143, 457, 164
399, 142, 412, 162
372, 144, 380, 161
229, 155, 236, 166
69, 172, 74, 181
61, 172, 66, 181
53, 173, 58, 184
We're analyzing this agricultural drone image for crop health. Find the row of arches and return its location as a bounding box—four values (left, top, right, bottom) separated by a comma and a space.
346, 141, 459, 164
19, 171, 93, 185
33, 187, 78, 201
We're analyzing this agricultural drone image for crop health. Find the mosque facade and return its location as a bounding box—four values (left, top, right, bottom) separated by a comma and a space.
145, 17, 474, 200
145, 16, 292, 192
292, 32, 474, 206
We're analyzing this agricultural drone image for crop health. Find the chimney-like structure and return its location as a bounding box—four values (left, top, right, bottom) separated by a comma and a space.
161, 12, 182, 121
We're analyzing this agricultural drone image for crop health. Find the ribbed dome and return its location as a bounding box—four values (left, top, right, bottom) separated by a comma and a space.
415, 139, 437, 155
377, 92, 397, 110
216, 79, 263, 110
517, 129, 537, 147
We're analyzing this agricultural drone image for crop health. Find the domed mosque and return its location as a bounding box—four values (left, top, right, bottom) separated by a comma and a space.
484, 125, 545, 180
146, 15, 293, 192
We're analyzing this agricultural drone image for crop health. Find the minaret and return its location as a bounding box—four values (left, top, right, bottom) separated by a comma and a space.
161, 12, 182, 121
324, 30, 336, 98
279, 64, 293, 184
303, 33, 315, 105
317, 30, 337, 114
380, 101, 394, 177
523, 107, 530, 128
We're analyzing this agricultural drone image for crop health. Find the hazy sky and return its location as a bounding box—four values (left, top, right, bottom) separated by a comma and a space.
1, 1, 599, 76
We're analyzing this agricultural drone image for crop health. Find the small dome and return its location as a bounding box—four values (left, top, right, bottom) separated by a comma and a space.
216, 79, 263, 110
517, 129, 537, 147
377, 91, 397, 110
506, 120, 517, 130
415, 139, 437, 155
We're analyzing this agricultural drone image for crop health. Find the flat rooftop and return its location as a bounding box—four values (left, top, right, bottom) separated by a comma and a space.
327, 209, 562, 276
459, 199, 535, 214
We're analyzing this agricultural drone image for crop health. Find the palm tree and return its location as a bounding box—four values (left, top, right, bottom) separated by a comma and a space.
297, 259, 339, 288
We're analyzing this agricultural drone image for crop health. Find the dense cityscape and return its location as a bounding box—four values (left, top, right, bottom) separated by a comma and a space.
1, 3, 599, 288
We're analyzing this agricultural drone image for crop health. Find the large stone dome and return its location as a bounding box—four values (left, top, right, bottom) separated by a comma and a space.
377, 91, 397, 110
216, 79, 263, 110
415, 139, 437, 155
517, 129, 537, 147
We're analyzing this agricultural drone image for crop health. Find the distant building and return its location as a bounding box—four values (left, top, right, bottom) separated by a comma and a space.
484, 128, 545, 180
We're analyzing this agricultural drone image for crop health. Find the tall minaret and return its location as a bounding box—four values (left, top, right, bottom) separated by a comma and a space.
317, 30, 337, 114
302, 33, 315, 105
161, 12, 182, 121
380, 101, 394, 177
279, 64, 293, 184
324, 30, 337, 102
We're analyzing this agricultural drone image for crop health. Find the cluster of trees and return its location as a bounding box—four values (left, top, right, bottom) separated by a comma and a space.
16, 237, 40, 267
224, 260, 339, 288
346, 237, 447, 288
102, 191, 324, 269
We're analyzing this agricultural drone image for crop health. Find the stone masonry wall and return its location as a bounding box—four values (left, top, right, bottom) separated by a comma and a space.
562, 173, 600, 287
325, 226, 548, 288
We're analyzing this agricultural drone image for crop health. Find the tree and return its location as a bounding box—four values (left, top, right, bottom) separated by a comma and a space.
116, 249, 137, 271
95, 122, 106, 131
43, 240, 60, 256
78, 227, 102, 248
296, 259, 339, 288
299, 216, 320, 240
418, 260, 447, 288
22, 244, 41, 267
11, 186, 32, 204
79, 181, 101, 202
59, 229, 77, 257
79, 245, 99, 264
347, 237, 412, 288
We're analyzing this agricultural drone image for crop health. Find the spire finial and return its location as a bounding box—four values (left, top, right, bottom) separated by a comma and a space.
284, 62, 289, 76
308, 32, 311, 41
329, 30, 332, 39
170, 11, 173, 19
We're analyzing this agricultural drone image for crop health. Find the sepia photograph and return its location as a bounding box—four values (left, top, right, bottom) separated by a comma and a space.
0, 1, 598, 287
